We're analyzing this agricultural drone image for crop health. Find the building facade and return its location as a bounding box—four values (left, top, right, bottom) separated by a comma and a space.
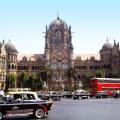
0, 41, 7, 89
74, 39, 120, 86
0, 40, 18, 89
1, 17, 120, 91
44, 17, 74, 91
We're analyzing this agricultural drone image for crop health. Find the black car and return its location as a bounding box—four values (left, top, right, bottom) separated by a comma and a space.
94, 92, 109, 98
73, 92, 89, 100
0, 91, 53, 120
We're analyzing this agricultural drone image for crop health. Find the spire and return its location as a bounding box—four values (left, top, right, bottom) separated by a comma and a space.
106, 37, 108, 43
9, 39, 11, 43
46, 25, 48, 32
2, 39, 5, 44
117, 42, 119, 47
114, 39, 116, 46
1, 39, 6, 56
69, 25, 71, 31
57, 11, 60, 19
69, 25, 71, 34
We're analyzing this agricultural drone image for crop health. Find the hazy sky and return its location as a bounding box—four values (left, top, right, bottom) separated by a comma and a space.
0, 0, 120, 54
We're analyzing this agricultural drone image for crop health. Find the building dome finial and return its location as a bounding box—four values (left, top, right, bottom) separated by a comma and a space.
107, 37, 108, 43
57, 11, 59, 19
2, 39, 5, 44
49, 16, 68, 31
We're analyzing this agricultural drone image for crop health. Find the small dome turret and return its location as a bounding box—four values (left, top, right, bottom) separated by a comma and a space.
5, 40, 18, 52
100, 38, 113, 52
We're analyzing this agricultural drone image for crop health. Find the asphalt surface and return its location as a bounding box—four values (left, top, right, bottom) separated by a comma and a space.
4, 98, 120, 120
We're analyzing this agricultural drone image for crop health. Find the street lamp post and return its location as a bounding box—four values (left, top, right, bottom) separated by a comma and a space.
62, 82, 64, 92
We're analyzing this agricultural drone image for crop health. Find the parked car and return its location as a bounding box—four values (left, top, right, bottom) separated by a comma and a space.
94, 91, 109, 98
112, 92, 120, 98
0, 91, 53, 120
63, 91, 73, 99
72, 91, 89, 100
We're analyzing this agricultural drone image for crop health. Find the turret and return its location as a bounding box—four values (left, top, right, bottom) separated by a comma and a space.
70, 43, 74, 68
44, 28, 50, 66
114, 39, 116, 46
46, 25, 48, 32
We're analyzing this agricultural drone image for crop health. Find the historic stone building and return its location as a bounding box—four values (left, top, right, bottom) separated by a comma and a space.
74, 39, 120, 84
17, 17, 74, 91
74, 56, 101, 86
100, 39, 120, 77
17, 54, 45, 75
16, 18, 120, 91
44, 16, 74, 91
5, 40, 18, 75
0, 40, 18, 89
1, 17, 120, 91
0, 41, 7, 89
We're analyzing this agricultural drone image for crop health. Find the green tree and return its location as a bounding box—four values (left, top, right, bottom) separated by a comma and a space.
34, 72, 43, 90
39, 66, 53, 91
6, 73, 17, 89
66, 67, 77, 91
66, 67, 76, 79
82, 72, 94, 90
28, 73, 35, 89
28, 72, 43, 91
95, 69, 104, 77
40, 66, 53, 82
18, 72, 29, 88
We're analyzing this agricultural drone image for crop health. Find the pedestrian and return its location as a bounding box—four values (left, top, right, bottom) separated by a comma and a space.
0, 89, 5, 97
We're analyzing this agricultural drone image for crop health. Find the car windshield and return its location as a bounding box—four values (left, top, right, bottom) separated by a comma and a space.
23, 94, 35, 100
0, 95, 4, 102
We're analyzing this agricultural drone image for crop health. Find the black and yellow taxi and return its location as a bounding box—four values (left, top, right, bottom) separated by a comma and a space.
0, 91, 53, 119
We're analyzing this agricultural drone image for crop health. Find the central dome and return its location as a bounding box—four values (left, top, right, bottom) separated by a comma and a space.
102, 42, 113, 50
49, 17, 68, 31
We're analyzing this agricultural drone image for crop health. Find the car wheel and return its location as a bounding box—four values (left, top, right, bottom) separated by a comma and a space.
34, 108, 45, 119
0, 112, 3, 120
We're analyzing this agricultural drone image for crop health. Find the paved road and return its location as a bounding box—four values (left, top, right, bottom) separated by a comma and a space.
5, 98, 120, 120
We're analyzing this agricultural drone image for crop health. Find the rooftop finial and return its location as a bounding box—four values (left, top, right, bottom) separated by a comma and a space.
9, 39, 10, 43
46, 25, 47, 31
2, 39, 5, 44
114, 39, 116, 45
57, 11, 59, 19
107, 37, 108, 43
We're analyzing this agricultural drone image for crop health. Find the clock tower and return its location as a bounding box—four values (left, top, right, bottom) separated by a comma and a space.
44, 16, 74, 91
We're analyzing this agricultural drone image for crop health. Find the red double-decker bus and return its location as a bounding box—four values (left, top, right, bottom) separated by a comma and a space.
90, 78, 120, 94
